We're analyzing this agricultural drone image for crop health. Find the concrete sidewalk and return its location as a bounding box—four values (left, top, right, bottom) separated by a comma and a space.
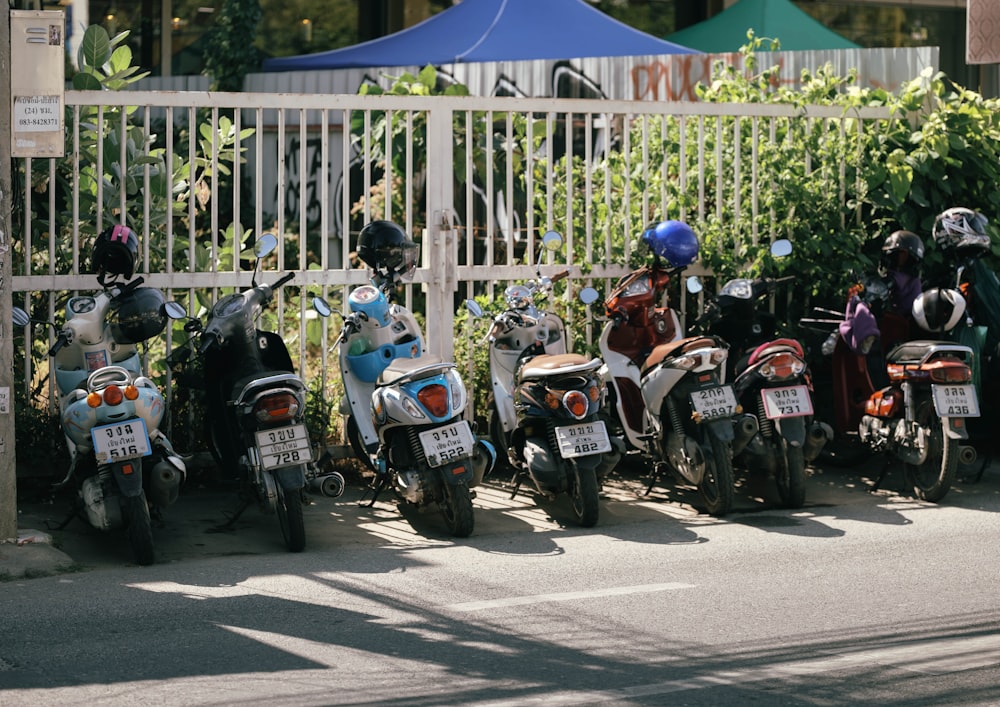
0, 528, 76, 579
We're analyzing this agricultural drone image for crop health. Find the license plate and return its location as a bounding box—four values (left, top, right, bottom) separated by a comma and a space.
419, 421, 475, 468
91, 419, 152, 464
760, 385, 814, 419
690, 385, 738, 420
932, 384, 981, 418
255, 424, 313, 470
554, 420, 612, 459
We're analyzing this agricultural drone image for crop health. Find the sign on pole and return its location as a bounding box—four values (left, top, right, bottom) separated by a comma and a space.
10, 9, 65, 158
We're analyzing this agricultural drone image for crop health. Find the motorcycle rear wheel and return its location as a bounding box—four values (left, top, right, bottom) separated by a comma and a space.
441, 482, 475, 538
124, 492, 155, 566
276, 482, 306, 552
775, 440, 807, 509
699, 433, 735, 517
903, 399, 957, 503
570, 464, 600, 528
346, 415, 375, 471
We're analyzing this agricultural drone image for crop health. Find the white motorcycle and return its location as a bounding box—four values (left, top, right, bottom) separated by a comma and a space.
14, 277, 185, 565
314, 220, 494, 538
465, 231, 621, 527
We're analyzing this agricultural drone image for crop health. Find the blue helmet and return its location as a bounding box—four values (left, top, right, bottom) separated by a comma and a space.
643, 220, 700, 267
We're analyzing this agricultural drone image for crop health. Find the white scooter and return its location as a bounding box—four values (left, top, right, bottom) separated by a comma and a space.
14, 278, 185, 565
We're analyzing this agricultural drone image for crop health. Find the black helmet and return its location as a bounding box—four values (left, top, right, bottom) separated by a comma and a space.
92, 225, 139, 285
933, 207, 991, 256
356, 220, 419, 279
109, 287, 167, 344
879, 230, 924, 278
912, 287, 966, 334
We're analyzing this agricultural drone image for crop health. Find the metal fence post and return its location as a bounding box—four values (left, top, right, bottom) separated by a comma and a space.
424, 106, 456, 362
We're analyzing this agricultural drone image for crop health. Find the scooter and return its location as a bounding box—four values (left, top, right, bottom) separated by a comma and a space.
808, 280, 979, 501
465, 231, 621, 528
313, 245, 494, 539
596, 226, 751, 516
165, 234, 328, 552
690, 239, 831, 508
13, 279, 186, 566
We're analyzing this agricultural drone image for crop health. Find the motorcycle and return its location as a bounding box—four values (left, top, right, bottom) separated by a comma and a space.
595, 221, 751, 516
808, 278, 979, 501
13, 279, 186, 566
464, 231, 621, 528
165, 234, 328, 552
689, 239, 832, 508
312, 228, 494, 539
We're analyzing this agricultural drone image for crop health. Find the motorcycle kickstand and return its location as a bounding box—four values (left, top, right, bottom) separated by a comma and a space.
213, 492, 252, 531
508, 473, 522, 500
646, 462, 667, 496
49, 498, 85, 531
359, 475, 388, 508
868, 455, 893, 493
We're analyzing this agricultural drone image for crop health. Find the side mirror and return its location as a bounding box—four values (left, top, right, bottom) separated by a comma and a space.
253, 233, 279, 259
579, 287, 600, 305
686, 276, 704, 294
12, 307, 30, 327
541, 230, 563, 252
312, 297, 332, 318
771, 238, 792, 258
164, 301, 188, 320
465, 299, 484, 318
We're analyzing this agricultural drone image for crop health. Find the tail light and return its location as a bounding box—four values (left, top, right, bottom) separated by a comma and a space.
417, 384, 450, 418
563, 390, 589, 419
103, 385, 124, 406
123, 385, 139, 401
254, 392, 300, 423
760, 352, 805, 381
86, 392, 102, 408
929, 364, 972, 384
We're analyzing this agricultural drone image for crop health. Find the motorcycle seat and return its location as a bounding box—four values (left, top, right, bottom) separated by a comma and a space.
746, 337, 805, 366
518, 353, 600, 379
643, 335, 722, 371
886, 340, 973, 365
378, 356, 455, 385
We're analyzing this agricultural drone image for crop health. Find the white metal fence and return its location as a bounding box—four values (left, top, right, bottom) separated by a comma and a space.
11, 89, 894, 429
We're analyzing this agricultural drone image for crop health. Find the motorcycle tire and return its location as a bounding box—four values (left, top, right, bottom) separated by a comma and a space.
486, 396, 514, 475
441, 482, 475, 538
903, 398, 957, 503
699, 433, 735, 517
775, 440, 807, 509
276, 482, 306, 552
124, 492, 155, 566
570, 464, 600, 528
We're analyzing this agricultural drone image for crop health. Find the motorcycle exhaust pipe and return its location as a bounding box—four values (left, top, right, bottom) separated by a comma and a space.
148, 459, 185, 507
803, 422, 834, 462
958, 445, 978, 466
731, 414, 759, 457
310, 472, 346, 498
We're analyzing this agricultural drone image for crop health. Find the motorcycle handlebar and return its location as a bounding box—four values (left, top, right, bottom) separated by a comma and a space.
197, 331, 220, 356
272, 272, 295, 290
47, 332, 70, 357
549, 270, 570, 283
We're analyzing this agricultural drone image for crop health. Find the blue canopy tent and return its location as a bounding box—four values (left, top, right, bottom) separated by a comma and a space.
666, 0, 859, 53
262, 0, 698, 72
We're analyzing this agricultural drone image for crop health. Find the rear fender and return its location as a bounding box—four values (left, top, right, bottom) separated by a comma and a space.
273, 465, 306, 490
773, 415, 807, 446
109, 459, 144, 497
705, 417, 735, 442
437, 459, 474, 485
944, 417, 970, 441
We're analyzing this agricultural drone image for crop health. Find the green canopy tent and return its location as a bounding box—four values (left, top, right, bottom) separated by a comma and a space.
666, 0, 859, 53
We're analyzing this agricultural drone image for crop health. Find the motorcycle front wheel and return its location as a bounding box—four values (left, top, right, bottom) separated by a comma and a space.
124, 492, 155, 566
276, 481, 306, 552
903, 399, 957, 503
699, 432, 735, 517
775, 439, 807, 509
570, 463, 600, 528
440, 482, 475, 538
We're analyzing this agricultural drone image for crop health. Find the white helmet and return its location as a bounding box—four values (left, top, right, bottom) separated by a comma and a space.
912, 287, 966, 333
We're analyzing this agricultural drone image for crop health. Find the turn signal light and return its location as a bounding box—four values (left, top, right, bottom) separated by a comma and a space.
254, 393, 299, 423
103, 385, 124, 406
417, 384, 450, 418
124, 385, 140, 401
86, 392, 102, 408
563, 390, 589, 419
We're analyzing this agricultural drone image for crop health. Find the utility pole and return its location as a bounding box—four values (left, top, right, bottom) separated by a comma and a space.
1, 7, 17, 543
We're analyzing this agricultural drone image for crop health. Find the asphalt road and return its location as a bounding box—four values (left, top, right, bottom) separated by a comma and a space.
2, 455, 999, 706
